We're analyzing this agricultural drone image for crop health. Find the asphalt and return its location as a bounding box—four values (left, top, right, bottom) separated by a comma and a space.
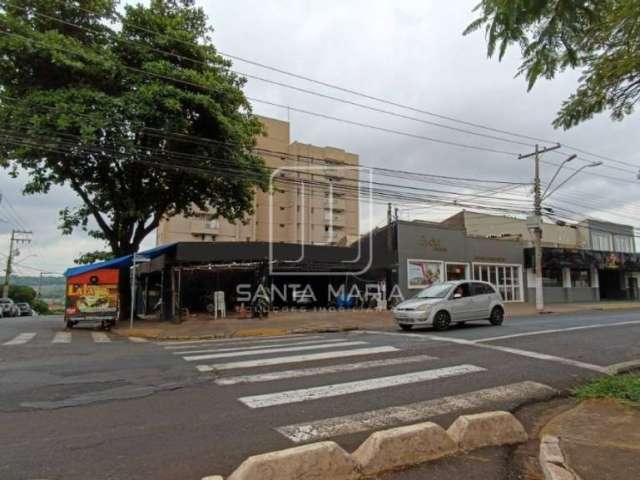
0, 309, 639, 480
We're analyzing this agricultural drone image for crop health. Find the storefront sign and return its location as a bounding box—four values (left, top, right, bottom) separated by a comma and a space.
474, 256, 506, 263
420, 236, 447, 253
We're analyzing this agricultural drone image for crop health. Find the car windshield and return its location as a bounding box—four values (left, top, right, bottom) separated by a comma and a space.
416, 282, 455, 299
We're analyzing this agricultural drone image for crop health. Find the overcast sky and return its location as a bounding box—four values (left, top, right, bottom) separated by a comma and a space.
1, 0, 639, 275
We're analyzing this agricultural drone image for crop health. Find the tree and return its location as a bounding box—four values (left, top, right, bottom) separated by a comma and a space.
0, 0, 268, 316
8, 284, 37, 303
74, 250, 115, 265
31, 298, 50, 315
464, 0, 640, 129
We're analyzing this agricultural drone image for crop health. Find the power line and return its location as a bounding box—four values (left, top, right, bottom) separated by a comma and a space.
3, 29, 639, 185
65, 2, 640, 171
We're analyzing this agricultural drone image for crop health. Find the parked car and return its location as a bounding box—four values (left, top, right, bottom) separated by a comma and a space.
16, 302, 33, 316
393, 280, 504, 331
0, 298, 20, 317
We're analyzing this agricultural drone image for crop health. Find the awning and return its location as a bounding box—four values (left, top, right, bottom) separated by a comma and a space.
64, 243, 177, 278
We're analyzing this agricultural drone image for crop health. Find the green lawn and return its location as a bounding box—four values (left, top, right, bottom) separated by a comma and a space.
574, 374, 640, 404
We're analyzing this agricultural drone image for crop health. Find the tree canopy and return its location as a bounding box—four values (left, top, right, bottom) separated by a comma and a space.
0, 0, 267, 258
465, 0, 640, 129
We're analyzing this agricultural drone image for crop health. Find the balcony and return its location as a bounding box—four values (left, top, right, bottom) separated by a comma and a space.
324, 213, 345, 226
325, 198, 346, 211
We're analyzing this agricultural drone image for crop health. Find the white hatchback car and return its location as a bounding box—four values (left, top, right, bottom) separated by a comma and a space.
393, 280, 505, 331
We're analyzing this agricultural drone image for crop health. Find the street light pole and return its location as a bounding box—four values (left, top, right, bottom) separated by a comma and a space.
519, 143, 562, 312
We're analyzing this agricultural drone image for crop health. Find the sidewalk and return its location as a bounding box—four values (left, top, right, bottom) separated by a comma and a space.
112, 300, 640, 340
541, 399, 640, 480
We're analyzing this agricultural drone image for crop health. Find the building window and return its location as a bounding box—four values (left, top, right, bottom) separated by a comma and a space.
592, 231, 612, 251
279, 224, 285, 228
571, 270, 591, 288
542, 270, 562, 287
473, 263, 522, 302
446, 263, 468, 281
614, 235, 634, 253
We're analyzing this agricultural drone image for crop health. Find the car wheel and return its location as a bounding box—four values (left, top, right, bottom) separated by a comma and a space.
489, 306, 504, 326
399, 324, 412, 331
432, 311, 451, 331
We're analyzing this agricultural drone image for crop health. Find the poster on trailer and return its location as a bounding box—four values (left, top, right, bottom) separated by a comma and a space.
65, 269, 119, 318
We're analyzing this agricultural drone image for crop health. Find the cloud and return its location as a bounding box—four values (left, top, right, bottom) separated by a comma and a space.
2, 0, 639, 273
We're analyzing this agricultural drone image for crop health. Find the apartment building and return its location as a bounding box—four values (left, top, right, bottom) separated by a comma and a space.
156, 116, 360, 246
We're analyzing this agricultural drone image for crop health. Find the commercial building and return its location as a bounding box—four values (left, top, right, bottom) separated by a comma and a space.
443, 211, 640, 302
157, 116, 360, 247
362, 219, 526, 303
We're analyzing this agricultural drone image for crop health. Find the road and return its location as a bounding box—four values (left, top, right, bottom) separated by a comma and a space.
1, 310, 639, 480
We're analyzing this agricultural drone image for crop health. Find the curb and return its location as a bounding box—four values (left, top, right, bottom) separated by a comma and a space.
112, 325, 361, 342
202, 411, 528, 479
607, 359, 640, 376
539, 435, 582, 480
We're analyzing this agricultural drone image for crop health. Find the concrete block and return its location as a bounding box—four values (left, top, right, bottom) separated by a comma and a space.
226, 441, 359, 480
540, 436, 564, 464
541, 462, 579, 480
352, 421, 457, 475
447, 411, 527, 451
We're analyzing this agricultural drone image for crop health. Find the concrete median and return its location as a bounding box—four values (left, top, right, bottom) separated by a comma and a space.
447, 411, 527, 451
352, 421, 457, 475
226, 441, 360, 480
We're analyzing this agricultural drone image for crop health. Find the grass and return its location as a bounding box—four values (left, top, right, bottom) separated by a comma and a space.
574, 374, 640, 404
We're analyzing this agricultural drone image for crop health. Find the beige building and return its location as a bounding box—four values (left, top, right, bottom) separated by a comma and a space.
157, 116, 360, 246
442, 210, 589, 249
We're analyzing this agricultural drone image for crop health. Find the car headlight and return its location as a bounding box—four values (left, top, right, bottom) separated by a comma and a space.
416, 304, 431, 311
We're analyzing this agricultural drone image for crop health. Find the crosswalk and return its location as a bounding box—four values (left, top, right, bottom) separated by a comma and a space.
163, 333, 556, 444
1, 331, 148, 346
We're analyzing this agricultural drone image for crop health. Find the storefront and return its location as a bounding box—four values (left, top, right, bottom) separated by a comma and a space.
363, 221, 525, 302
524, 247, 640, 302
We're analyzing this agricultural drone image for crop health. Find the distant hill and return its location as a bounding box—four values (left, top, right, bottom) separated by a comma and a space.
9, 275, 65, 301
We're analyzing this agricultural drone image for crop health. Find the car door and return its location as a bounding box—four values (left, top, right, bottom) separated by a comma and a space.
470, 283, 492, 319
448, 283, 474, 321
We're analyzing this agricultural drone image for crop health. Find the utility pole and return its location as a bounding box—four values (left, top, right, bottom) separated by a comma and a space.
519, 144, 561, 312
387, 203, 392, 225
37, 271, 43, 299
2, 229, 33, 298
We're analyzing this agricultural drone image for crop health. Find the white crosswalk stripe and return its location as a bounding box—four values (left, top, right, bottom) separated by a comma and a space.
91, 332, 111, 343
182, 341, 368, 362
171, 338, 351, 355
52, 332, 72, 344
3, 332, 37, 345
276, 381, 557, 443
215, 354, 438, 386
161, 334, 322, 347
239, 365, 486, 408
196, 346, 400, 371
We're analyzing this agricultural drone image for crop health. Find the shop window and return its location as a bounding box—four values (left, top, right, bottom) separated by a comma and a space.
446, 263, 468, 281
572, 270, 591, 288
473, 263, 522, 302
542, 270, 562, 287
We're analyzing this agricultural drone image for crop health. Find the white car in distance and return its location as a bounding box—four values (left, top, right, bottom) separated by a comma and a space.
393, 280, 505, 331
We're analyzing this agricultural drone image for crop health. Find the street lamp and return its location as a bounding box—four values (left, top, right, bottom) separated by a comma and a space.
541, 154, 577, 199
543, 161, 603, 200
